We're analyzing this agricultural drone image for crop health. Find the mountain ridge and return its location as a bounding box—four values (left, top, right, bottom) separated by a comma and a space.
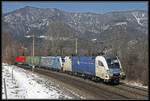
2, 6, 148, 43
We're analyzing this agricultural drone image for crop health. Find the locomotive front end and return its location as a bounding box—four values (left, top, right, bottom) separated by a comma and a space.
106, 57, 122, 84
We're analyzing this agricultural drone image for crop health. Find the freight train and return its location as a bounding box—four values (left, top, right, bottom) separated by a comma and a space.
15, 55, 126, 84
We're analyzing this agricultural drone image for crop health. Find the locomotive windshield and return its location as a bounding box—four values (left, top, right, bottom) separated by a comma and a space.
106, 58, 120, 68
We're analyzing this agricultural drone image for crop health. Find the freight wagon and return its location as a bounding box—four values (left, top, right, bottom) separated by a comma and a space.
15, 56, 30, 68
15, 56, 26, 64
38, 56, 63, 71
25, 56, 41, 67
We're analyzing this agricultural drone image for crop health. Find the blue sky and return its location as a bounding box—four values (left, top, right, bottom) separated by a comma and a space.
2, 1, 148, 14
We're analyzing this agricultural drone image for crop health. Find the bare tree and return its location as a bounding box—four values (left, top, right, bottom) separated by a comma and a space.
2, 32, 19, 64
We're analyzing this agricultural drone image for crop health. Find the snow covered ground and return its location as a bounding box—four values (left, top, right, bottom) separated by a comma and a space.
2, 63, 82, 99
122, 80, 148, 89
2, 63, 148, 99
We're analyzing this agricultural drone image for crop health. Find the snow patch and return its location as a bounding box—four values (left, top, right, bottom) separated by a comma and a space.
15, 13, 22, 17
74, 13, 78, 17
2, 64, 79, 99
46, 21, 49, 26
4, 15, 13, 23
142, 13, 145, 17
115, 22, 127, 26
123, 80, 148, 89
26, 27, 31, 33
31, 16, 34, 20
26, 14, 30, 22
101, 25, 109, 31
29, 23, 40, 28
132, 12, 143, 26
42, 18, 47, 22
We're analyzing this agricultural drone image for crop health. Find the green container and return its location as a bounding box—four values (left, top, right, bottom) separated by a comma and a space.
33, 56, 41, 66
26, 56, 41, 66
26, 56, 31, 65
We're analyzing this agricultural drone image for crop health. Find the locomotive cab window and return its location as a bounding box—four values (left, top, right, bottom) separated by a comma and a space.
62, 58, 65, 62
98, 61, 104, 67
106, 58, 120, 68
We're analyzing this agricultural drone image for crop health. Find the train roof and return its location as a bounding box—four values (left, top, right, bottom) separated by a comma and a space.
103, 54, 118, 59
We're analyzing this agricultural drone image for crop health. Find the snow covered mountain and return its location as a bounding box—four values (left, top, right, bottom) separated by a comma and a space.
2, 6, 147, 38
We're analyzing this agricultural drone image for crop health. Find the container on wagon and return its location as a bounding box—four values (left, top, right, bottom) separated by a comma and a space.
72, 56, 96, 76
39, 56, 62, 71
25, 56, 41, 67
15, 56, 26, 64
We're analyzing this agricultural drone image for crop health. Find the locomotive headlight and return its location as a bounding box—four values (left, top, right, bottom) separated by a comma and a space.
120, 71, 126, 79
121, 71, 125, 75
120, 69, 125, 76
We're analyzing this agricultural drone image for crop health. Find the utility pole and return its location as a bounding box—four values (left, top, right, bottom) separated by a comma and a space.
75, 38, 78, 55
5, 47, 8, 62
25, 34, 46, 71
32, 33, 35, 71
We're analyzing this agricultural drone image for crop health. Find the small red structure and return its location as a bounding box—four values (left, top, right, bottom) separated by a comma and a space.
15, 56, 26, 63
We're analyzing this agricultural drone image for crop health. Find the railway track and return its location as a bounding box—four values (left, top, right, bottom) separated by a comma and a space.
17, 65, 148, 100
34, 68, 129, 99
109, 83, 148, 99
120, 82, 148, 92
